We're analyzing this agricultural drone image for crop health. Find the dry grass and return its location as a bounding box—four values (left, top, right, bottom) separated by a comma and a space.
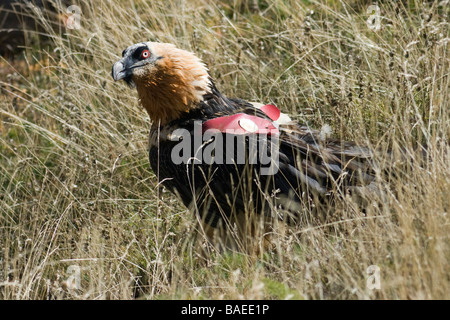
0, 0, 449, 299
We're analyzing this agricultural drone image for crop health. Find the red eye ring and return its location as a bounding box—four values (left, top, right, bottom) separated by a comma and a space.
141, 49, 150, 59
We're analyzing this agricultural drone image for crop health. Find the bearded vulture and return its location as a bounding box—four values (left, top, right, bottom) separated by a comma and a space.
112, 42, 376, 251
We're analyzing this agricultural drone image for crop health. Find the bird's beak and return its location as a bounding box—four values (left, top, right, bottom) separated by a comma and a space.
111, 59, 131, 81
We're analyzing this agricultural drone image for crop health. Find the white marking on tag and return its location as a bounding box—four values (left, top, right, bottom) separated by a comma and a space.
239, 118, 258, 133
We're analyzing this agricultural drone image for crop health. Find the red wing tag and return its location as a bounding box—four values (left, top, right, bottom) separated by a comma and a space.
259, 104, 281, 121
202, 113, 279, 135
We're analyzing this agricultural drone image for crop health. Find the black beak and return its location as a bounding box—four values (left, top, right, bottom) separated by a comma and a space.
111, 59, 132, 81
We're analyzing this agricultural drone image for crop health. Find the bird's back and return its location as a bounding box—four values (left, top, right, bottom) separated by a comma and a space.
149, 91, 376, 232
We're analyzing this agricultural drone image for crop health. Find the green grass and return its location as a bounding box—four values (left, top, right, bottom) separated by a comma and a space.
0, 0, 449, 299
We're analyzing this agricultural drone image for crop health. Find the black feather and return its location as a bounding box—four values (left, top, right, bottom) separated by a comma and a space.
149, 80, 376, 228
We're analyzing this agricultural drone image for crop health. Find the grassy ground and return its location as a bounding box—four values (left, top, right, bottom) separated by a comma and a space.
0, 0, 449, 299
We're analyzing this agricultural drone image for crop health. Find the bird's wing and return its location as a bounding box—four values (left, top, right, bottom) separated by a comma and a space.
279, 122, 375, 186
228, 99, 376, 189
153, 100, 377, 227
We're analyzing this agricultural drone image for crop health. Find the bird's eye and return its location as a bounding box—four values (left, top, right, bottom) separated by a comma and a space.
141, 50, 150, 59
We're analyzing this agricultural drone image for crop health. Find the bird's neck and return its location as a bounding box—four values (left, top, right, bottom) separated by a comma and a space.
136, 88, 188, 126
134, 73, 205, 125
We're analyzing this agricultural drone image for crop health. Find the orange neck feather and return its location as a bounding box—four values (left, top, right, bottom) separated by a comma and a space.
133, 43, 210, 126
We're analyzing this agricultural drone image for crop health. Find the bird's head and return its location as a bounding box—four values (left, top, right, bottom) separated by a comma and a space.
112, 42, 211, 125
